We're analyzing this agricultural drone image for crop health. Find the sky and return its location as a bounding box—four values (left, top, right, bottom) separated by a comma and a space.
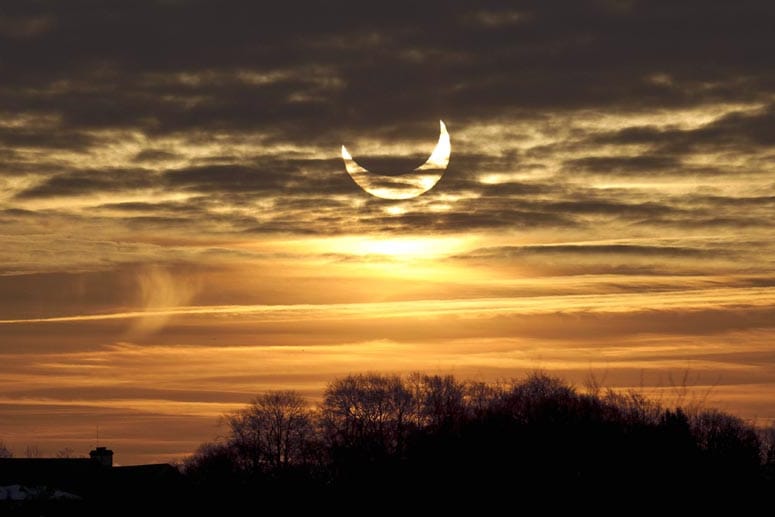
1, 0, 775, 464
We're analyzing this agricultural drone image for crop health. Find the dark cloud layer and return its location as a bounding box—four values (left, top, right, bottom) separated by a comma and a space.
592, 105, 775, 156
1, 0, 774, 235
2, 0, 775, 135
15, 168, 157, 199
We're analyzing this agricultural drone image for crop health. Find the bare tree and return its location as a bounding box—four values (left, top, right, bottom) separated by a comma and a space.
56, 447, 76, 458
183, 441, 240, 483
0, 440, 12, 458
227, 390, 314, 472
321, 373, 415, 455
464, 380, 502, 418
408, 373, 466, 429
760, 423, 775, 468
24, 445, 42, 458
691, 409, 761, 467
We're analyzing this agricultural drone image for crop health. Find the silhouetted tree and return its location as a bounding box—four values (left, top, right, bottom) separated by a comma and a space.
408, 373, 466, 430
691, 409, 761, 476
495, 371, 581, 425
183, 441, 240, 482
24, 445, 41, 458
761, 423, 775, 481
321, 373, 414, 458
602, 389, 663, 427
182, 370, 775, 507
226, 390, 314, 473
0, 440, 12, 458
463, 380, 503, 418
56, 447, 76, 458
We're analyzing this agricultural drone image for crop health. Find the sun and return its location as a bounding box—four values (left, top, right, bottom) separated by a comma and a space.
341, 120, 451, 200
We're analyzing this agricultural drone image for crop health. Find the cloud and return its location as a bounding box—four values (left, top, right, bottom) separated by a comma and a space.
564, 155, 681, 174
457, 243, 731, 259
163, 159, 350, 195
0, 125, 93, 151
591, 104, 775, 155
132, 149, 179, 163
2, 0, 773, 137
0, 0, 772, 240
14, 168, 157, 199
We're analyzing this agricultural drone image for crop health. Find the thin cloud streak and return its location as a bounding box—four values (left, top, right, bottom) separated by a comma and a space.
2, 286, 775, 324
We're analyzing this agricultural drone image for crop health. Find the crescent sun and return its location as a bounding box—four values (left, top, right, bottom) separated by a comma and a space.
341, 120, 451, 200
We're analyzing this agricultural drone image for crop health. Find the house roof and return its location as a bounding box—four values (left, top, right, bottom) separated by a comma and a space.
0, 457, 185, 501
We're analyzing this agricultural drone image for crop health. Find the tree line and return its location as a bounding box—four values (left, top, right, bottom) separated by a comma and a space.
0, 443, 78, 459
184, 371, 775, 509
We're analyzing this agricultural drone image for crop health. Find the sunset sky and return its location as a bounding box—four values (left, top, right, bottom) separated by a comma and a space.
1, 0, 775, 464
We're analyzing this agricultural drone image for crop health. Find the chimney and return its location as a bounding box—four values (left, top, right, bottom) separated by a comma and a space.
89, 446, 113, 467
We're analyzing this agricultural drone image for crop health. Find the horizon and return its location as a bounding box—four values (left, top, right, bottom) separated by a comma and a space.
0, 368, 765, 465
1, 0, 775, 466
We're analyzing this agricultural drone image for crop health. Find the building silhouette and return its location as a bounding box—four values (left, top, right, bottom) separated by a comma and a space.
0, 446, 184, 508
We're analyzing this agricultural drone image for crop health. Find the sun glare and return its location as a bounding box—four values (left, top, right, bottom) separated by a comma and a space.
384, 205, 407, 216
355, 238, 435, 257
319, 235, 473, 260
261, 235, 474, 261
348, 236, 471, 259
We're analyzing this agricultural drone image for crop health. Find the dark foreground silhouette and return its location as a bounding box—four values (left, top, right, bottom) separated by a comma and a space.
3, 371, 775, 514
184, 372, 775, 512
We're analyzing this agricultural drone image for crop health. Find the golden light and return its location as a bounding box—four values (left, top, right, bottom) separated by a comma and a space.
342, 235, 469, 259
384, 205, 407, 216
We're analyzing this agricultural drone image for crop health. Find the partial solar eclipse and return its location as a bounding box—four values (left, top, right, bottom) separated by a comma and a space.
341, 120, 451, 200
